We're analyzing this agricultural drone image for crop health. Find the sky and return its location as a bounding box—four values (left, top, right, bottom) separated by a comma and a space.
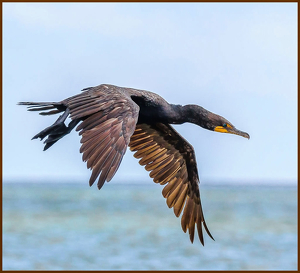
3, 3, 297, 185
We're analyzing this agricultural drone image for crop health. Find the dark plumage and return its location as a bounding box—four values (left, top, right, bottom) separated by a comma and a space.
19, 84, 250, 245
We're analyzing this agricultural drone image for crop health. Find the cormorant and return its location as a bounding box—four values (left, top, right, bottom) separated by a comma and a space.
19, 84, 250, 245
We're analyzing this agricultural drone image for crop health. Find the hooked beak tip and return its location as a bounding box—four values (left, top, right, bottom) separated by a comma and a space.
239, 131, 250, 139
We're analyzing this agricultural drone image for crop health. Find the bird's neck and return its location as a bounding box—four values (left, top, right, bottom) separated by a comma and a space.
169, 104, 210, 128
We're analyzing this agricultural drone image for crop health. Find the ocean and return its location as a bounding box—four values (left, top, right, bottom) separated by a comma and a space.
2, 181, 297, 270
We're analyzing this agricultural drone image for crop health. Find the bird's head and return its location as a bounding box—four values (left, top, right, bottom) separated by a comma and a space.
183, 105, 250, 139
209, 113, 250, 139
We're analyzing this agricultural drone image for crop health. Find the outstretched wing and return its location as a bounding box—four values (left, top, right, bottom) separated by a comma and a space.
129, 123, 214, 245
64, 85, 139, 190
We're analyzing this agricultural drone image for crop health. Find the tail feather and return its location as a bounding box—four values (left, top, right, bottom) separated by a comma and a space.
18, 101, 65, 115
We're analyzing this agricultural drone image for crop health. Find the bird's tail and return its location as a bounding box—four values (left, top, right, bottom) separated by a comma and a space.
18, 101, 79, 150
18, 101, 65, 115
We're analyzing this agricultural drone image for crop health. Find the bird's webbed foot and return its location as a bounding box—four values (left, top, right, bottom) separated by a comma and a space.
32, 109, 79, 150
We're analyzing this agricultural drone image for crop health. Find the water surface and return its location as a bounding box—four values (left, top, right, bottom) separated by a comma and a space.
3, 182, 297, 270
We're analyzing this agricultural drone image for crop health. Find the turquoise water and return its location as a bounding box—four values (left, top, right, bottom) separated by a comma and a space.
3, 182, 297, 270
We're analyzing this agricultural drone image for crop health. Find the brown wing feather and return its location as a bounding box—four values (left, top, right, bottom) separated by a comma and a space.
63, 85, 139, 189
129, 123, 214, 245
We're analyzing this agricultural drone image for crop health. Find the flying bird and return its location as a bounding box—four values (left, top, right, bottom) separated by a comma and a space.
19, 84, 250, 245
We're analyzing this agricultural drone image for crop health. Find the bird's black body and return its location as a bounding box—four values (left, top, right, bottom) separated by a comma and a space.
19, 84, 249, 245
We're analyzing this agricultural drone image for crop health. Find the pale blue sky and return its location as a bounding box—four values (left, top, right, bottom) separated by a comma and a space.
3, 3, 297, 185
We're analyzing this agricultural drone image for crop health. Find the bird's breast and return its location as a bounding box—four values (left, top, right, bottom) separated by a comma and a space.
137, 105, 168, 124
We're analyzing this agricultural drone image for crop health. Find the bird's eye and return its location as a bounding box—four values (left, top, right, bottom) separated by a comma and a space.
223, 123, 227, 128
